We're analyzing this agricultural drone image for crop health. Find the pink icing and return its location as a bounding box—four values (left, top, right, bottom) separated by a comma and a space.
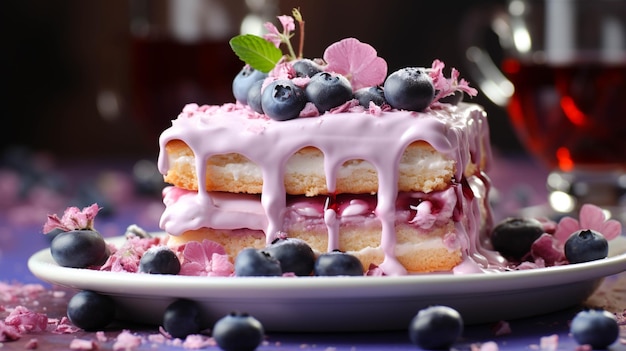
158, 102, 498, 275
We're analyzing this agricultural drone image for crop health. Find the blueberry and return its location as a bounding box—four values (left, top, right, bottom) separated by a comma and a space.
408, 305, 463, 350
233, 66, 267, 105
67, 290, 116, 331
354, 86, 387, 107
384, 67, 434, 111
264, 238, 315, 276
163, 299, 207, 339
570, 309, 619, 349
490, 217, 544, 260
139, 246, 181, 275
44, 227, 65, 242
314, 251, 363, 276
50, 229, 109, 268
212, 312, 264, 351
564, 229, 608, 264
293, 59, 323, 78
247, 79, 264, 114
234, 248, 282, 276
439, 90, 464, 105
305, 72, 353, 112
261, 79, 306, 121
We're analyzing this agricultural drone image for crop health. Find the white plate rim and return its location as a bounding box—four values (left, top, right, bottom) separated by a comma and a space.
28, 234, 626, 300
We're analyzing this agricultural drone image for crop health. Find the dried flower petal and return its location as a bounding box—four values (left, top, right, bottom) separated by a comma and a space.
179, 240, 233, 277
43, 203, 101, 233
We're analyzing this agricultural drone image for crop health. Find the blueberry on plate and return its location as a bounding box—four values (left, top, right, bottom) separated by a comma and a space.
139, 246, 181, 275
163, 299, 208, 339
305, 72, 353, 112
314, 251, 364, 276
570, 309, 619, 349
212, 311, 264, 351
232, 66, 267, 105
50, 229, 109, 268
384, 67, 434, 111
564, 229, 608, 264
67, 290, 116, 331
261, 79, 306, 121
264, 237, 315, 276
408, 305, 463, 350
234, 248, 282, 276
490, 217, 544, 260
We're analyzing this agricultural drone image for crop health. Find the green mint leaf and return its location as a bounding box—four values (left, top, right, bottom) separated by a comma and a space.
229, 34, 283, 73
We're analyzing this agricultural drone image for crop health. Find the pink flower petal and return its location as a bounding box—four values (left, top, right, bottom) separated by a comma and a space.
579, 204, 608, 230
600, 219, 622, 241
554, 217, 581, 244
277, 15, 295, 32
530, 234, 566, 266
181, 240, 229, 276
324, 38, 387, 91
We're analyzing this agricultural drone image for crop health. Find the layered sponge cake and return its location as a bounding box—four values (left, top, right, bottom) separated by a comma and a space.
156, 13, 502, 275
158, 100, 499, 275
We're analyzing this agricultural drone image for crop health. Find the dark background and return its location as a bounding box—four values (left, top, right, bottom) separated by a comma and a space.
0, 0, 522, 161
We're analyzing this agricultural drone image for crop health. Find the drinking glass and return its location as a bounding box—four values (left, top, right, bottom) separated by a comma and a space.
463, 0, 626, 219
129, 0, 277, 142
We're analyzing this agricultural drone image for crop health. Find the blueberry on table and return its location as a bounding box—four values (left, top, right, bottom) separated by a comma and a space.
139, 246, 181, 275
354, 86, 387, 107
50, 229, 109, 268
564, 229, 608, 264
314, 251, 364, 276
67, 290, 116, 331
234, 248, 282, 276
232, 66, 267, 105
408, 305, 463, 350
261, 79, 306, 121
383, 67, 434, 111
305, 72, 353, 112
490, 217, 544, 260
264, 237, 315, 276
163, 299, 208, 339
570, 309, 619, 349
212, 312, 265, 351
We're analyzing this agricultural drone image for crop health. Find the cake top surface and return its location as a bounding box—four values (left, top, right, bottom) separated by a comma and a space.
224, 8, 477, 121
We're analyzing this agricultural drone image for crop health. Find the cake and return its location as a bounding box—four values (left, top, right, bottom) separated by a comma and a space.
156, 11, 505, 275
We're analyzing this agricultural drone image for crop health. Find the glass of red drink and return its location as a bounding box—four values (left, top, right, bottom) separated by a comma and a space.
463, 0, 626, 218
129, 0, 277, 143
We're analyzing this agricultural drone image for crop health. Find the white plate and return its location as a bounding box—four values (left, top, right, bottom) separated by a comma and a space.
28, 234, 626, 332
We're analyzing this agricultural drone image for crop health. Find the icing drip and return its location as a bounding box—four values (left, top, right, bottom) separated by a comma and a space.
158, 102, 497, 274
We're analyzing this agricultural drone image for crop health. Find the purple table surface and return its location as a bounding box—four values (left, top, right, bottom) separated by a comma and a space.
1, 154, 626, 350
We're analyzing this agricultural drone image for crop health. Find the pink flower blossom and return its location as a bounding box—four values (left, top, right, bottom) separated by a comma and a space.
554, 204, 622, 245
428, 59, 478, 104
43, 203, 101, 233
179, 240, 234, 277
323, 38, 388, 91
263, 15, 296, 49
